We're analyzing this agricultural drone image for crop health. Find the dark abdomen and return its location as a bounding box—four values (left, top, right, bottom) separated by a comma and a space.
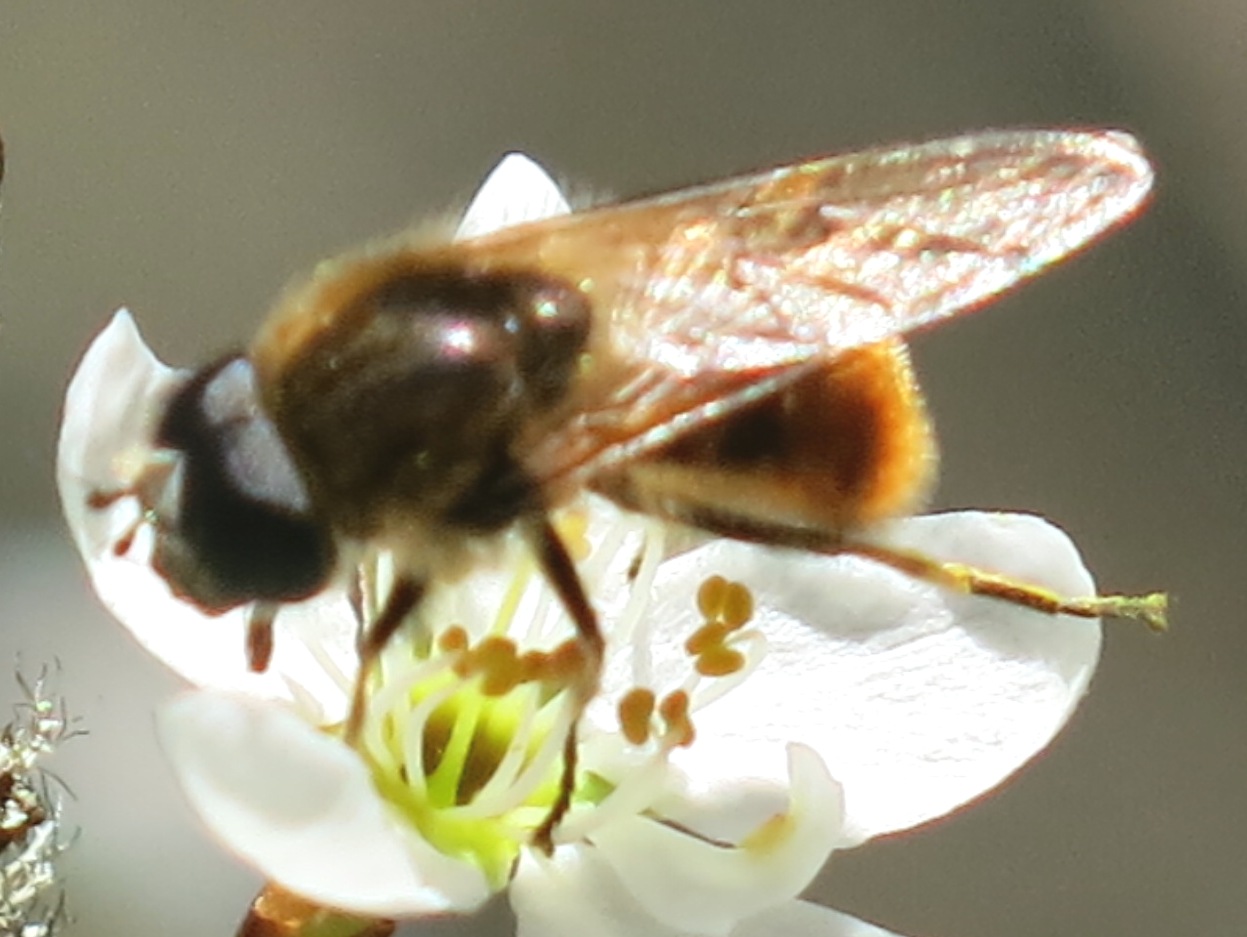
593, 339, 937, 539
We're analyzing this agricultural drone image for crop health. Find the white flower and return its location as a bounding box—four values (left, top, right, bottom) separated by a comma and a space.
1, 669, 76, 937
57, 153, 1106, 937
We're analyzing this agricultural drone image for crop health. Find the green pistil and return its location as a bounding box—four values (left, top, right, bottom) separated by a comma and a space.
365, 676, 565, 889
426, 689, 485, 806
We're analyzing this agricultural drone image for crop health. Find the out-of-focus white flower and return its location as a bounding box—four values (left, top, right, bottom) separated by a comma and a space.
57, 153, 1105, 937
1, 669, 76, 937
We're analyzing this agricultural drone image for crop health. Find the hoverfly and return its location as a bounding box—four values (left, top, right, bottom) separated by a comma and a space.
83, 129, 1159, 847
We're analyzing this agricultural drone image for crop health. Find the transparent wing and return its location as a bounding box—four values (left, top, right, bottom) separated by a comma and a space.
482, 128, 1150, 374
466, 129, 1153, 483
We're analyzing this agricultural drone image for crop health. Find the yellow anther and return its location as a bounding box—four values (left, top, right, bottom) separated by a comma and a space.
658, 690, 689, 723
697, 575, 728, 620
543, 639, 587, 688
481, 662, 521, 698
618, 688, 656, 746
720, 582, 754, 630
463, 637, 517, 696
658, 690, 696, 747
685, 620, 731, 656
518, 648, 557, 685
688, 575, 754, 679
437, 625, 469, 654
694, 646, 746, 678
473, 635, 517, 671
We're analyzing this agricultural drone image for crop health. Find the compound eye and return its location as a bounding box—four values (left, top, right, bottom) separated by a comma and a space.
152, 356, 335, 612
194, 358, 314, 516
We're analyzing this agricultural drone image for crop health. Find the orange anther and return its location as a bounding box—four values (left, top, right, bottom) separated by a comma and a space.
658, 690, 695, 746
721, 582, 754, 629
696, 575, 728, 620
437, 625, 469, 654
695, 646, 746, 678
544, 639, 587, 686
658, 689, 690, 723
470, 636, 519, 695
685, 620, 730, 656
618, 688, 656, 746
517, 649, 549, 683
481, 665, 521, 697
474, 635, 517, 669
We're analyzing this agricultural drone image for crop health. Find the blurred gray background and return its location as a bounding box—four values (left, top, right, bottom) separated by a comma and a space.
0, 2, 1243, 935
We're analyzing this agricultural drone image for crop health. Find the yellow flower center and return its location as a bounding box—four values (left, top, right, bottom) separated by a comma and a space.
351, 509, 764, 887
360, 622, 585, 888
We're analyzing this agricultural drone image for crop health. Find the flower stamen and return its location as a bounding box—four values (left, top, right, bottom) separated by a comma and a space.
617, 688, 657, 746
355, 611, 594, 881
685, 576, 757, 679
437, 626, 469, 654
615, 523, 667, 686
696, 575, 754, 628
658, 690, 695, 748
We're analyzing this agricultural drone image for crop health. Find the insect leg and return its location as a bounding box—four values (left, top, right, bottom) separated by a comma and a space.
346, 566, 366, 628
344, 576, 426, 745
671, 506, 1167, 632
246, 603, 277, 672
841, 542, 1169, 632
521, 514, 605, 854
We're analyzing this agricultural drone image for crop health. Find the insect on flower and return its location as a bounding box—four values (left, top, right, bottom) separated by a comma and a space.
77, 129, 1164, 849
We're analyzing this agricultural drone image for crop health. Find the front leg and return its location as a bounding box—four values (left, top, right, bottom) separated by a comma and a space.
343, 576, 426, 745
521, 514, 605, 853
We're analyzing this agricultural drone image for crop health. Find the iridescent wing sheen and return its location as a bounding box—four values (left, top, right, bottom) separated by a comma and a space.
466, 129, 1153, 484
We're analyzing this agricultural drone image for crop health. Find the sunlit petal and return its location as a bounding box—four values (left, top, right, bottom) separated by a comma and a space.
456, 152, 570, 239
592, 745, 845, 937
159, 690, 492, 916
609, 511, 1100, 843
512, 861, 904, 937
57, 309, 182, 568
56, 311, 358, 714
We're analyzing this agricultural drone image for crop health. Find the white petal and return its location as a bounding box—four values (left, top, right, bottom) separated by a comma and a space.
158, 690, 492, 916
57, 309, 184, 562
455, 152, 569, 240
591, 745, 845, 937
513, 858, 899, 937
611, 511, 1100, 843
56, 311, 358, 714
512, 845, 680, 937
